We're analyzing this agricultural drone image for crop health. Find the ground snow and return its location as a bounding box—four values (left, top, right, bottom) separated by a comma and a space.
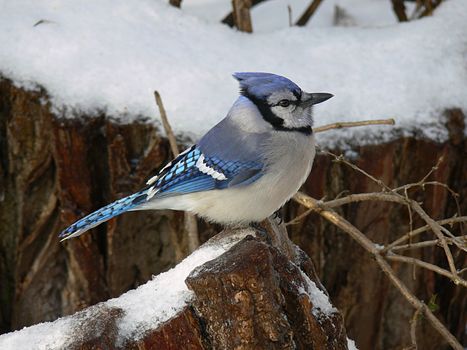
1, 0, 466, 146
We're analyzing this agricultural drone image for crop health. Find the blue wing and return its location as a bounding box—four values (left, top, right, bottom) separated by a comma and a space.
147, 145, 264, 198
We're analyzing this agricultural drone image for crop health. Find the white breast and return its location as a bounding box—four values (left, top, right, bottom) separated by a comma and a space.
150, 132, 316, 224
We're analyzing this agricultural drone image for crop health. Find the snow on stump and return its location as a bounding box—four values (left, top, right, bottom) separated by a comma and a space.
186, 236, 347, 349
0, 220, 350, 349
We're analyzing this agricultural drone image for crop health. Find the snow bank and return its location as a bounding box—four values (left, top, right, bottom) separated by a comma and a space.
0, 0, 466, 146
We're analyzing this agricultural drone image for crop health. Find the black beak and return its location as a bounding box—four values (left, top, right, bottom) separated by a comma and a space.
310, 93, 333, 105
301, 92, 333, 108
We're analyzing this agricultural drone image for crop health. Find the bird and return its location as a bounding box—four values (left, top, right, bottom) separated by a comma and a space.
59, 72, 333, 241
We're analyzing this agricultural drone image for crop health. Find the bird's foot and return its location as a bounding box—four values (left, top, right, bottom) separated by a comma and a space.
272, 208, 283, 225
249, 221, 273, 245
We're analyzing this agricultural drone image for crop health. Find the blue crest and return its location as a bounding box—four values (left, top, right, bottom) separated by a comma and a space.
233, 72, 302, 100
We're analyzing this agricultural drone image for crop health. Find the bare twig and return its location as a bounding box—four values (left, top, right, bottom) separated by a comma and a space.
419, 0, 443, 18
410, 201, 459, 279
321, 151, 460, 278
285, 208, 314, 226
386, 253, 467, 287
295, 0, 324, 26
322, 191, 467, 255
325, 192, 467, 253
386, 216, 467, 253
395, 180, 464, 236
154, 91, 200, 252
293, 118, 463, 348
292, 192, 463, 350
154, 91, 180, 155
323, 151, 393, 191
391, 0, 408, 22
314, 118, 395, 134
391, 235, 467, 252
287, 5, 293, 27
409, 306, 423, 349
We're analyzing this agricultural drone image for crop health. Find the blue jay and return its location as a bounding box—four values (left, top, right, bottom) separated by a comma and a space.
59, 72, 332, 241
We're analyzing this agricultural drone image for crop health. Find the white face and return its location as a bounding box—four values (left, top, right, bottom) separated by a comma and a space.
267, 89, 313, 129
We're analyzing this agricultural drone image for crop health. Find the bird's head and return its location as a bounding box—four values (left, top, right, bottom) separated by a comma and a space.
233, 72, 332, 134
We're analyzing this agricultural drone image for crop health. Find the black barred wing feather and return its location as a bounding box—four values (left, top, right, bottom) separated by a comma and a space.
146, 146, 263, 199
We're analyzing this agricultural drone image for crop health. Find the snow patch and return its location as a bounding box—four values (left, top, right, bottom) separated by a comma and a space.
0, 317, 74, 350
347, 337, 359, 350
0, 0, 466, 146
298, 270, 337, 317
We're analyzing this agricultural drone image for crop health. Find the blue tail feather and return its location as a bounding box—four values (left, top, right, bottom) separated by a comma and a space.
59, 189, 148, 241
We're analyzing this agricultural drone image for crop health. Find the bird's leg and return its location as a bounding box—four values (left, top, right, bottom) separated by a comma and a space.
272, 208, 283, 225
249, 221, 271, 242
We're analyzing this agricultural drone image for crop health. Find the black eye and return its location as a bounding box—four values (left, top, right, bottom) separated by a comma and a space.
278, 99, 290, 107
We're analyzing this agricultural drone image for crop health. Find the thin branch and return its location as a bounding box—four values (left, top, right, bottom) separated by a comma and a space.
321, 152, 459, 278
287, 5, 293, 27
292, 192, 463, 350
314, 118, 395, 134
391, 235, 467, 252
409, 306, 423, 349
154, 91, 200, 252
295, 0, 325, 26
394, 180, 464, 235
386, 253, 467, 288
419, 0, 443, 18
154, 91, 180, 155
285, 208, 314, 226
322, 193, 467, 253
391, 0, 408, 22
323, 151, 393, 191
404, 187, 414, 247
410, 200, 459, 278
382, 216, 467, 253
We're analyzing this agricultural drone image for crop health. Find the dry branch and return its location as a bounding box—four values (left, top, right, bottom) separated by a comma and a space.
314, 118, 395, 133
292, 192, 463, 350
321, 150, 461, 279
154, 91, 200, 253
386, 253, 467, 287
288, 118, 465, 348
295, 0, 325, 26
384, 217, 467, 253
391, 0, 408, 22
390, 235, 467, 252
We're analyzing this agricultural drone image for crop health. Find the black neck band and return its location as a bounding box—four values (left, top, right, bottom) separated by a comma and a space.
242, 91, 312, 136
